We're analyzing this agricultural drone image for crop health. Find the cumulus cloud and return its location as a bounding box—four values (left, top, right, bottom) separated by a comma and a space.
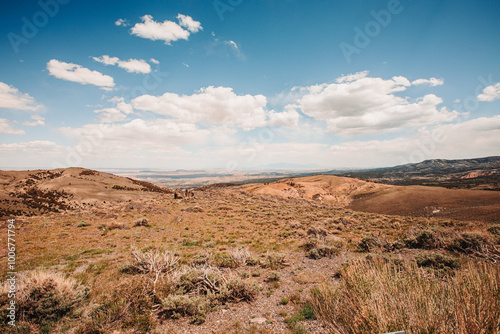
116, 101, 134, 114
176, 14, 202, 33
130, 14, 202, 45
0, 140, 64, 155
22, 114, 45, 126
132, 86, 297, 130
412, 77, 444, 86
47, 59, 115, 89
477, 82, 500, 102
327, 114, 500, 167
0, 140, 62, 152
0, 82, 41, 111
93, 55, 152, 74
0, 118, 24, 134
115, 18, 129, 26
296, 71, 458, 135
94, 108, 128, 123
150, 58, 160, 64
60, 118, 209, 147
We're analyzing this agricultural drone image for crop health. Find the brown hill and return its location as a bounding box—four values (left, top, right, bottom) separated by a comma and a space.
244, 174, 500, 223
0, 168, 172, 217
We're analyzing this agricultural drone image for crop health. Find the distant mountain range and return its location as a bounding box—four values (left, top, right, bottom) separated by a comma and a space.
336, 156, 500, 190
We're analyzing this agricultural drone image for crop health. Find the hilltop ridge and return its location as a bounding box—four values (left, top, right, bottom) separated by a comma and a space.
0, 167, 171, 217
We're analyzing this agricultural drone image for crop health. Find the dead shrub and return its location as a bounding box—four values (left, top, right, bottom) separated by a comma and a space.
129, 247, 178, 292
0, 271, 87, 324
447, 232, 500, 261
218, 278, 259, 303
230, 247, 252, 267
177, 266, 226, 295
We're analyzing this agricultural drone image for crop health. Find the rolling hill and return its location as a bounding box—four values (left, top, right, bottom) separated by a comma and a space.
245, 174, 500, 223
337, 156, 500, 190
0, 167, 172, 217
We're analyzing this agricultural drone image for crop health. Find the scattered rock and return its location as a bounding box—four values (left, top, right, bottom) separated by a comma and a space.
250, 317, 267, 324
133, 218, 149, 226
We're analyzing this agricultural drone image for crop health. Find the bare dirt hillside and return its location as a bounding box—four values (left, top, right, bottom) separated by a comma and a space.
244, 175, 500, 223
0, 168, 172, 217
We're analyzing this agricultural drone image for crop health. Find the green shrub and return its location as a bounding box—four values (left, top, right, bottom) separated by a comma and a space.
358, 236, 384, 252
448, 233, 488, 253
213, 253, 238, 268
404, 230, 442, 249
76, 278, 156, 333
262, 252, 287, 270
415, 252, 461, 271
487, 225, 500, 236
160, 295, 209, 324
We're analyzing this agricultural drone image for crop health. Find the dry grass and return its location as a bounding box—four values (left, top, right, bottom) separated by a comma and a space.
310, 257, 500, 334
5, 182, 500, 333
0, 271, 87, 325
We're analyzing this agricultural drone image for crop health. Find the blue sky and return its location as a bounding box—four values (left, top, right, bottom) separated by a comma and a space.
1, 0, 499, 170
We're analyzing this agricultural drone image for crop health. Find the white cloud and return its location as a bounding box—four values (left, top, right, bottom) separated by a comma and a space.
176, 14, 202, 33
22, 114, 45, 126
93, 55, 151, 74
116, 101, 134, 114
132, 86, 297, 130
115, 18, 129, 26
0, 118, 25, 134
412, 77, 444, 86
477, 82, 500, 102
150, 58, 160, 64
268, 106, 300, 127
60, 118, 209, 148
325, 115, 500, 167
0, 141, 67, 168
209, 33, 245, 59
130, 14, 202, 45
0, 82, 41, 111
94, 108, 128, 123
47, 59, 115, 89
297, 71, 458, 135
0, 140, 63, 152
